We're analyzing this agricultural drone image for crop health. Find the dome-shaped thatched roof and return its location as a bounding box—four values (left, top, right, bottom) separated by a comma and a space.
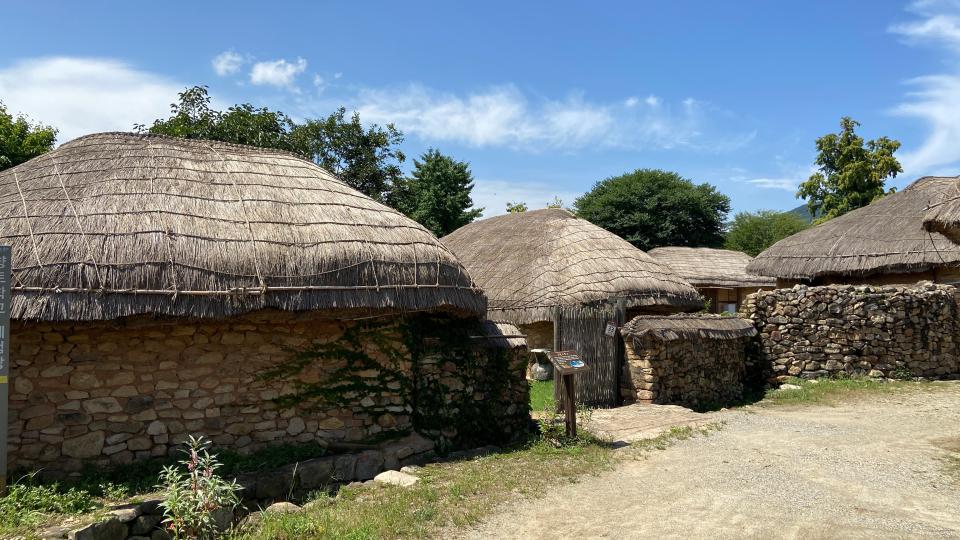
747, 176, 960, 281
922, 176, 960, 242
440, 208, 702, 323
0, 132, 485, 321
647, 247, 775, 288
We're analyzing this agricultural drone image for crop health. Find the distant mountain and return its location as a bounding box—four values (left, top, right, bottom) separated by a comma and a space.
787, 204, 814, 223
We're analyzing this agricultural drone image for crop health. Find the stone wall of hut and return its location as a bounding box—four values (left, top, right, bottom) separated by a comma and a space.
743, 283, 960, 381
620, 333, 751, 409
518, 322, 553, 350
8, 310, 529, 476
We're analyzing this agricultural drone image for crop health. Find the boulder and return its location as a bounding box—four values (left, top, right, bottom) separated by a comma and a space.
264, 502, 301, 514
373, 470, 419, 488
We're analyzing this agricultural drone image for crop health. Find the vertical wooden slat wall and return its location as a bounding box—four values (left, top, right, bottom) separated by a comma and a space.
553, 303, 623, 408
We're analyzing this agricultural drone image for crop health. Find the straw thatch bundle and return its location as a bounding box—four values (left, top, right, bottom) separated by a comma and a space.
647, 247, 774, 288
922, 176, 960, 242
747, 176, 960, 280
620, 314, 757, 342
440, 208, 702, 323
0, 132, 485, 321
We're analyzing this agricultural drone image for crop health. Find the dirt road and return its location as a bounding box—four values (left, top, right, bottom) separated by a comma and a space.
461, 382, 960, 539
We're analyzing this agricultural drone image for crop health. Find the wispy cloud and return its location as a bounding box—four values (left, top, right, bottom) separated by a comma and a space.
0, 57, 182, 143
745, 178, 798, 191
890, 0, 960, 173
352, 84, 752, 152
470, 179, 581, 217
212, 50, 244, 76
250, 57, 307, 89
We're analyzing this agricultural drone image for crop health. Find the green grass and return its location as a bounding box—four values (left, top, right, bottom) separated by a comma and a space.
758, 376, 911, 407
230, 436, 614, 540
529, 380, 555, 411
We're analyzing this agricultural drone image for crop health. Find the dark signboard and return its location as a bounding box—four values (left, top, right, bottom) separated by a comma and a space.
549, 350, 590, 376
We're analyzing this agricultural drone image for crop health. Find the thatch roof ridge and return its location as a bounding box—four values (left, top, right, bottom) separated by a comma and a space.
0, 132, 485, 321
747, 176, 960, 280
921, 175, 960, 241
621, 313, 757, 341
441, 208, 703, 323
647, 247, 775, 288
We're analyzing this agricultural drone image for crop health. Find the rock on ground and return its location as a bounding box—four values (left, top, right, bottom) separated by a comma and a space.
374, 470, 419, 487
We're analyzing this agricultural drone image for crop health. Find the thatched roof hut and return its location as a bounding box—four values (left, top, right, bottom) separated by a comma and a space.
0, 132, 485, 321
922, 176, 960, 242
621, 314, 757, 342
747, 177, 960, 285
648, 247, 774, 288
440, 208, 702, 323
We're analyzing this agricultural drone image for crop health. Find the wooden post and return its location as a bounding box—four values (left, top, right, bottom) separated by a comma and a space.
613, 297, 626, 406
563, 374, 577, 437
553, 306, 563, 411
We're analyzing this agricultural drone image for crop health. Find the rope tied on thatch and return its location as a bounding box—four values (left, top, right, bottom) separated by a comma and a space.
441, 208, 702, 324
621, 314, 757, 342
747, 176, 960, 280
648, 247, 775, 288
0, 132, 486, 321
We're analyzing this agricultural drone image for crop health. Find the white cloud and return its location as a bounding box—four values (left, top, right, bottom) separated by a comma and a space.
250, 57, 307, 88
212, 50, 244, 76
470, 179, 581, 217
353, 84, 749, 152
625, 96, 640, 108
890, 1, 960, 173
745, 178, 798, 191
0, 57, 182, 144
645, 95, 662, 107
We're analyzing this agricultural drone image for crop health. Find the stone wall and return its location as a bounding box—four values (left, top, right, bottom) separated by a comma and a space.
619, 317, 755, 409
9, 310, 529, 476
742, 282, 960, 381
518, 322, 553, 350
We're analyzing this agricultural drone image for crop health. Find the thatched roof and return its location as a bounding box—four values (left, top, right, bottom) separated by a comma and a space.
440, 208, 703, 324
747, 176, 960, 281
647, 247, 775, 288
471, 321, 527, 349
621, 314, 757, 341
922, 176, 960, 242
0, 132, 485, 321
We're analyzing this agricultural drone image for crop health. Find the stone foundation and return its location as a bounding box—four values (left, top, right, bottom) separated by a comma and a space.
9, 310, 529, 476
742, 282, 960, 381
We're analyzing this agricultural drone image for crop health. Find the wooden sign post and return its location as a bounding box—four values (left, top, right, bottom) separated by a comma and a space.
549, 350, 590, 438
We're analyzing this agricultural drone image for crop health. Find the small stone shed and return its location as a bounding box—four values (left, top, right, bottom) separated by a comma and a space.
442, 208, 702, 406
648, 247, 775, 313
1, 133, 529, 477
748, 176, 960, 287
619, 315, 757, 409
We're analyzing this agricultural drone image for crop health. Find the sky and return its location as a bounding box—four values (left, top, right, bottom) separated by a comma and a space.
2, 1, 960, 217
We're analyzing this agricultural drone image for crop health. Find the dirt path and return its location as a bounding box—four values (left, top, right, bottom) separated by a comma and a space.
460, 382, 960, 539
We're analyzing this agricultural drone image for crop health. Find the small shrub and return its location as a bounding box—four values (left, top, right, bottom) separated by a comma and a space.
99, 482, 130, 501
158, 435, 242, 540
538, 402, 596, 447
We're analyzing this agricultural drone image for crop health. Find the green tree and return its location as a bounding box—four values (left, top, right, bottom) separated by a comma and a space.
391, 149, 483, 237
289, 108, 405, 203
143, 86, 405, 202
797, 117, 902, 224
574, 169, 730, 251
0, 102, 57, 171
546, 196, 564, 209
724, 210, 810, 256
506, 201, 528, 213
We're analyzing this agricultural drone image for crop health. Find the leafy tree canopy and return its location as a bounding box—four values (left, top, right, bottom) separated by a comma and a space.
0, 102, 57, 171
797, 117, 902, 224
143, 86, 405, 202
724, 210, 810, 257
506, 201, 528, 213
391, 149, 483, 237
573, 169, 730, 251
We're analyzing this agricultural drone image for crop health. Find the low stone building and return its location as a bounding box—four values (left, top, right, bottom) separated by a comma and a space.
648, 247, 775, 313
619, 315, 757, 409
742, 282, 960, 381
2, 133, 529, 477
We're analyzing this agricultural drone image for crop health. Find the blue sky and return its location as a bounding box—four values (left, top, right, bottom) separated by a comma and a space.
2, 1, 960, 217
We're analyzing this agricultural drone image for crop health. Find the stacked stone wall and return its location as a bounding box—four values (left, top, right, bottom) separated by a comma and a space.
9, 310, 529, 476
742, 282, 960, 381
620, 334, 751, 409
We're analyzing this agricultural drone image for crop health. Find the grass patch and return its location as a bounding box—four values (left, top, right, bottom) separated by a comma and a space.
758, 377, 911, 407
0, 475, 100, 536
528, 380, 555, 411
